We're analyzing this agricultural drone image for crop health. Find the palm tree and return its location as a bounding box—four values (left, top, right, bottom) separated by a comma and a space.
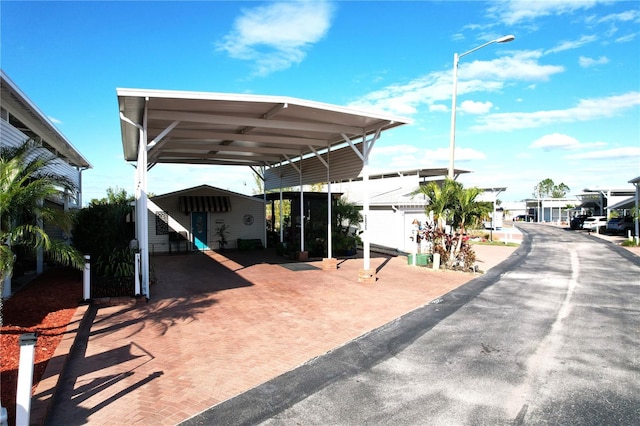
451, 186, 489, 259
413, 178, 461, 231
1, 140, 84, 309
414, 178, 488, 269
452, 186, 489, 234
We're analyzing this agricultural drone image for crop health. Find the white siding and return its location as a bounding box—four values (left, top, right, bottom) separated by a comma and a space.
366, 208, 428, 253
147, 188, 266, 254
1, 119, 82, 207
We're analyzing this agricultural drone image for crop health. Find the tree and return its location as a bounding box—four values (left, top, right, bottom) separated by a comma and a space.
413, 178, 461, 231
551, 183, 570, 198
413, 178, 486, 270
1, 140, 84, 319
452, 186, 489, 235
89, 186, 134, 206
451, 186, 490, 260
533, 178, 570, 198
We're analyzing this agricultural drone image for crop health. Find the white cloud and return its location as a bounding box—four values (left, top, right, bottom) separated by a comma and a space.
597, 9, 640, 24
531, 133, 580, 150
529, 133, 607, 150
347, 71, 452, 116
460, 100, 493, 114
579, 55, 609, 67
564, 146, 640, 160
368, 145, 485, 171
48, 116, 62, 124
616, 33, 638, 43
216, 1, 334, 76
545, 35, 598, 54
349, 50, 563, 116
488, 0, 601, 26
429, 104, 448, 113
454, 147, 487, 161
462, 50, 564, 82
471, 91, 640, 132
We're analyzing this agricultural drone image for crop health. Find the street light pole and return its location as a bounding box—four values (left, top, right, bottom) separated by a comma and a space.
448, 35, 515, 180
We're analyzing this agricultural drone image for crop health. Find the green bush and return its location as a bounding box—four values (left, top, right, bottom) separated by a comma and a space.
94, 247, 136, 278
72, 203, 134, 259
72, 201, 135, 296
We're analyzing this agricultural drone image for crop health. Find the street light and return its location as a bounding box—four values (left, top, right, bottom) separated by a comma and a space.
448, 35, 515, 179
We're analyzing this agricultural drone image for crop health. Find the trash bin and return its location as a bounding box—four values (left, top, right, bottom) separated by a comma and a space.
408, 253, 431, 266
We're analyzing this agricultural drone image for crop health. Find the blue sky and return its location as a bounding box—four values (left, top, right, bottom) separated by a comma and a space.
2, 0, 639, 204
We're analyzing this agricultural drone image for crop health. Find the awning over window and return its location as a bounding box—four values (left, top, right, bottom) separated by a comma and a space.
179, 196, 231, 213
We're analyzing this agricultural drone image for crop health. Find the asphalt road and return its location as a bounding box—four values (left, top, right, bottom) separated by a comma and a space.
184, 223, 640, 426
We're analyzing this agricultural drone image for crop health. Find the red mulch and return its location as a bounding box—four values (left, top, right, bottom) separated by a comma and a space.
1, 268, 82, 425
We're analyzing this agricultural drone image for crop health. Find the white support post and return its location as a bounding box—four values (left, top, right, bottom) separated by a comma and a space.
362, 134, 372, 271
300, 165, 305, 254
412, 226, 418, 266
342, 130, 382, 282
136, 100, 150, 300
135, 253, 141, 296
16, 333, 37, 426
83, 255, 90, 301
327, 180, 333, 260
279, 188, 284, 244
634, 181, 640, 244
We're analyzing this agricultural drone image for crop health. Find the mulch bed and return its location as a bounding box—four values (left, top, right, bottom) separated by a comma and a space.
1, 267, 82, 425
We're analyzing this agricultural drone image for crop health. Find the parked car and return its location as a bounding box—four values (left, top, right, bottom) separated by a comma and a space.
606, 216, 635, 235
582, 216, 607, 231
570, 214, 589, 230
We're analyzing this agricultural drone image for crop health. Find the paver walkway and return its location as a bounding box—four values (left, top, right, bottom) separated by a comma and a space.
46, 245, 516, 425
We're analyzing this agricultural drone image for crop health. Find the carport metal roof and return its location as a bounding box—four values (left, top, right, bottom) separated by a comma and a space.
117, 88, 412, 297
117, 88, 410, 169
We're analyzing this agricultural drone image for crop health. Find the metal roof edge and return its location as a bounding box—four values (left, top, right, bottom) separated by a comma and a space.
115, 87, 413, 125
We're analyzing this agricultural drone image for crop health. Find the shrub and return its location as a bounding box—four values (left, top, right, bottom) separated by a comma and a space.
73, 201, 135, 297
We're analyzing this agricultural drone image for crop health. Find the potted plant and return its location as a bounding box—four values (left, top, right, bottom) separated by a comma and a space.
215, 224, 230, 251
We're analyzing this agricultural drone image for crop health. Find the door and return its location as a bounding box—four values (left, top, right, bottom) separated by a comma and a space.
191, 212, 208, 250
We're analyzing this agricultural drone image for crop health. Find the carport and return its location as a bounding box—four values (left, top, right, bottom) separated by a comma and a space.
117, 88, 411, 297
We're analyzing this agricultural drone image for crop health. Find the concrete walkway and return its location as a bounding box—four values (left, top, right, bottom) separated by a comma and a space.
42, 244, 516, 425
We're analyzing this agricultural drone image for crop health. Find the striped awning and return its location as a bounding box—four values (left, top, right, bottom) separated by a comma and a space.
179, 196, 231, 213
